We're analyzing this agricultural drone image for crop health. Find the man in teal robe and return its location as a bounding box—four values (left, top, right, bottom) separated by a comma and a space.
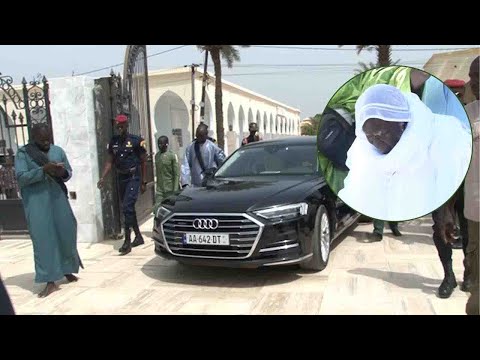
15, 124, 82, 298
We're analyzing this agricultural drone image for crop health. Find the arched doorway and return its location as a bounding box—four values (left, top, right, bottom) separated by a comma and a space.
256, 110, 261, 133
227, 102, 236, 156
238, 106, 245, 148
263, 112, 268, 139
247, 108, 254, 132
204, 92, 214, 139
270, 114, 274, 140
154, 90, 190, 161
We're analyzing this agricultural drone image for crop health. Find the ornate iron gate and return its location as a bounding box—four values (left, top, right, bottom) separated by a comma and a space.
0, 73, 53, 234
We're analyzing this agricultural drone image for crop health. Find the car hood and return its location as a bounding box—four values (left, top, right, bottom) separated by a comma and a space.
163, 176, 323, 214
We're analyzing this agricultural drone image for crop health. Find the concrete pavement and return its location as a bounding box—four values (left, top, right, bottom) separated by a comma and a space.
0, 216, 469, 315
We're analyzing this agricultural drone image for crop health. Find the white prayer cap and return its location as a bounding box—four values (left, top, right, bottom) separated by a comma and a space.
355, 84, 412, 138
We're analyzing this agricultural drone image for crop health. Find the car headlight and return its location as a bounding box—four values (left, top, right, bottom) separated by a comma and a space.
254, 203, 308, 221
156, 206, 172, 220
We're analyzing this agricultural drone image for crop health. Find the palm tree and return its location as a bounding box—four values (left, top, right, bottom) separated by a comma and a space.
354, 45, 393, 66
341, 45, 400, 73
197, 45, 250, 150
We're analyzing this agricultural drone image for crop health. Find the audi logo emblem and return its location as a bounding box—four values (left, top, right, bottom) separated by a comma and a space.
193, 218, 219, 230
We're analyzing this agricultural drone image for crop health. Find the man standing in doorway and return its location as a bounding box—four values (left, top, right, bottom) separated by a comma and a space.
98, 114, 147, 256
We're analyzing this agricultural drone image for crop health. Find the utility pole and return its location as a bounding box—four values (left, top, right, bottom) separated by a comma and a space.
199, 51, 209, 124
185, 63, 200, 141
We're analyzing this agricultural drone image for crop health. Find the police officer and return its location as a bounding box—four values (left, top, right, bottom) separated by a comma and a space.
97, 114, 147, 255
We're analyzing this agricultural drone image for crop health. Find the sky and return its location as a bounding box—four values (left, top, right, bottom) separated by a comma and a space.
0, 45, 476, 118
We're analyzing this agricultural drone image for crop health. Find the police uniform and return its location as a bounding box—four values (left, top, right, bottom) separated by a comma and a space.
108, 134, 146, 229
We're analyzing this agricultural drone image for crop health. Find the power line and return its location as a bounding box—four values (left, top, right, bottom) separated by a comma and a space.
149, 45, 191, 58
210, 62, 428, 68
210, 63, 364, 68
75, 45, 191, 76
76, 61, 124, 76
145, 60, 467, 79
251, 45, 477, 52
221, 65, 454, 77
74, 44, 476, 77
224, 71, 324, 77
204, 60, 475, 76
223, 70, 371, 77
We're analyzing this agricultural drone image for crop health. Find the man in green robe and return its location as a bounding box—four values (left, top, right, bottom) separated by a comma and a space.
153, 136, 180, 215
15, 124, 82, 298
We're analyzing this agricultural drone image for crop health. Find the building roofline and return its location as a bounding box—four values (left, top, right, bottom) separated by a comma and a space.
424, 48, 480, 69
148, 67, 301, 114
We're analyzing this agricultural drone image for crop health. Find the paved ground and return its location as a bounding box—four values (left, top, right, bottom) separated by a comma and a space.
0, 216, 469, 315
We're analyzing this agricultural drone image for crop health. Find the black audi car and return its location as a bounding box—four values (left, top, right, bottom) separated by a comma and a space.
152, 136, 359, 271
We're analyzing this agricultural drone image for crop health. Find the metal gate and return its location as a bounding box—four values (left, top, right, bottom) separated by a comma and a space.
0, 73, 53, 234
109, 46, 154, 227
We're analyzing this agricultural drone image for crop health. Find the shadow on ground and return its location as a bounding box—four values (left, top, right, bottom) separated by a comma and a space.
3, 272, 78, 294
140, 258, 303, 289
348, 268, 441, 296
349, 216, 438, 246
140, 221, 356, 289
102, 230, 155, 252
350, 230, 436, 246
3, 273, 37, 293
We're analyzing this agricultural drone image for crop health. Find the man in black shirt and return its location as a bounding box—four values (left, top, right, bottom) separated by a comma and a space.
242, 122, 261, 146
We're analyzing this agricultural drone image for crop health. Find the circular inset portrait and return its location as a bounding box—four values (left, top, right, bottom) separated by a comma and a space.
317, 66, 473, 222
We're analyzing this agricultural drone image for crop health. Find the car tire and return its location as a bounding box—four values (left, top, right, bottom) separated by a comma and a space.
300, 204, 331, 272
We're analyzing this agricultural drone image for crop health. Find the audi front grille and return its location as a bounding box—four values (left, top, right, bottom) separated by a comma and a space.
161, 213, 264, 259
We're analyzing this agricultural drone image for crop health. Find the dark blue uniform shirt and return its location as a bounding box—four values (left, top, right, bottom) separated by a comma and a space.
108, 134, 146, 174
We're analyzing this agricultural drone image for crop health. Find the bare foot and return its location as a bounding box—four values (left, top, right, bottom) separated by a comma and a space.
65, 274, 78, 283
38, 282, 59, 298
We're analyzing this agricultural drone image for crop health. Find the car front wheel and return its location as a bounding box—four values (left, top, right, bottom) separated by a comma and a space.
300, 204, 331, 272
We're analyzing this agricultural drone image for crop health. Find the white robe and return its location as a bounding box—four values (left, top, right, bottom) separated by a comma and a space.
180, 140, 226, 187
338, 87, 472, 222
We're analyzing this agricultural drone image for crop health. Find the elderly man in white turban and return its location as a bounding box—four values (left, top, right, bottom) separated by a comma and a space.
338, 84, 472, 222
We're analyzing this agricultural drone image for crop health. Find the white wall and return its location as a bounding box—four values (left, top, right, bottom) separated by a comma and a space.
148, 71, 301, 161
49, 76, 103, 244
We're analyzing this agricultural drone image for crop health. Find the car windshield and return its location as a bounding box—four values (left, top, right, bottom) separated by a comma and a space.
215, 143, 318, 177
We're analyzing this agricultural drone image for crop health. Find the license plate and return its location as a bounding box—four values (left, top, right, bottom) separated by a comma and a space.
182, 233, 230, 246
